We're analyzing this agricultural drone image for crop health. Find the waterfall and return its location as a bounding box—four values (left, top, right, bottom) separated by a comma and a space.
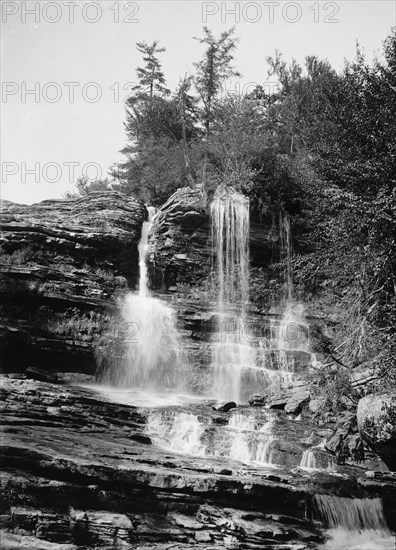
279, 211, 293, 302
209, 191, 308, 401
210, 187, 251, 402
98, 208, 184, 392
274, 212, 310, 365
137, 207, 155, 297
146, 411, 206, 456
211, 187, 250, 310
315, 495, 393, 549
300, 448, 317, 469
226, 413, 276, 466
146, 409, 277, 467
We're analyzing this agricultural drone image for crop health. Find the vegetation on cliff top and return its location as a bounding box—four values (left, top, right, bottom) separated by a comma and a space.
68, 29, 396, 393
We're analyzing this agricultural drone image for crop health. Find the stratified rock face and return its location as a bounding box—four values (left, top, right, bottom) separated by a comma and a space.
0, 193, 147, 373
148, 186, 211, 289
1, 192, 147, 286
1, 376, 396, 548
0, 376, 324, 549
357, 393, 396, 471
148, 186, 278, 290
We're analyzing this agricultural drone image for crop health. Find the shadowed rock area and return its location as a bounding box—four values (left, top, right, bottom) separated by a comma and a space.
0, 193, 147, 374
1, 189, 395, 549
147, 187, 278, 290
2, 376, 395, 549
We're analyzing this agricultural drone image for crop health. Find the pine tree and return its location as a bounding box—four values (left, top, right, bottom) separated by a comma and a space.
193, 27, 240, 137
131, 41, 170, 102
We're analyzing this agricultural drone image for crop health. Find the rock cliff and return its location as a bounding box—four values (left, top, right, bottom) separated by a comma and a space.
2, 376, 395, 549
148, 186, 278, 290
0, 192, 147, 373
1, 190, 395, 549
357, 393, 396, 471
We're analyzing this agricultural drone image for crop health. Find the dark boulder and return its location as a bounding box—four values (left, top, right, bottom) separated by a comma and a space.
213, 401, 237, 412
25, 367, 61, 384
357, 393, 396, 471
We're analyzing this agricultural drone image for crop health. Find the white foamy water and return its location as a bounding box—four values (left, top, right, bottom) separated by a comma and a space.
81, 385, 208, 408
146, 409, 277, 467
114, 293, 184, 390
323, 529, 395, 550
273, 213, 310, 371
210, 188, 251, 402
225, 413, 277, 466
98, 208, 185, 392
147, 411, 206, 456
300, 449, 317, 470
315, 495, 394, 550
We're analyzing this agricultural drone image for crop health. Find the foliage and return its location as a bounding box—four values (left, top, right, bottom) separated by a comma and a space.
64, 29, 396, 397
131, 41, 170, 101
249, 268, 280, 310
193, 26, 240, 136
310, 366, 357, 416
50, 307, 106, 340
264, 33, 396, 388
64, 176, 114, 198
0, 246, 35, 265
111, 41, 202, 205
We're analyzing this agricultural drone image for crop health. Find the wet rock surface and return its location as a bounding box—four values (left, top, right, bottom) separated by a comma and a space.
357, 393, 396, 471
1, 376, 396, 549
1, 193, 147, 285
147, 186, 278, 290
0, 193, 147, 374
1, 190, 395, 549
249, 381, 311, 414
148, 187, 211, 289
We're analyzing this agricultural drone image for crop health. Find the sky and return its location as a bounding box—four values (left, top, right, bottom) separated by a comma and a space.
1, 0, 395, 204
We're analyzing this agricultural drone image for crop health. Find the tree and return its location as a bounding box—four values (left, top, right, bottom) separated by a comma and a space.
112, 41, 184, 204
174, 75, 200, 187
124, 41, 171, 144
193, 27, 240, 138
64, 175, 113, 198
269, 33, 396, 376
131, 41, 170, 102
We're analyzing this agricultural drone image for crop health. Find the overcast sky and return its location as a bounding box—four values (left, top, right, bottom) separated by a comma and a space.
1, 0, 395, 204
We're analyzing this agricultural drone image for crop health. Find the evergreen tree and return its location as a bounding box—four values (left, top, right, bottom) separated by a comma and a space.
131, 40, 170, 102
193, 27, 240, 137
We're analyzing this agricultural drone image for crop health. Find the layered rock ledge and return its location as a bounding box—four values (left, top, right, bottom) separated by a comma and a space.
0, 193, 146, 374
1, 376, 396, 549
148, 187, 278, 290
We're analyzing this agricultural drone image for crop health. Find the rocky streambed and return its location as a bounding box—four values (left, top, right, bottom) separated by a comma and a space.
1, 375, 395, 549
1, 189, 396, 549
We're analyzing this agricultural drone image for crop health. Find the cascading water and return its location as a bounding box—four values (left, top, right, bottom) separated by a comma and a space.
147, 411, 206, 456
226, 412, 276, 466
279, 211, 293, 303
145, 408, 277, 467
315, 495, 394, 549
209, 193, 310, 402
98, 208, 184, 393
300, 448, 317, 469
210, 187, 252, 402
273, 212, 310, 368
